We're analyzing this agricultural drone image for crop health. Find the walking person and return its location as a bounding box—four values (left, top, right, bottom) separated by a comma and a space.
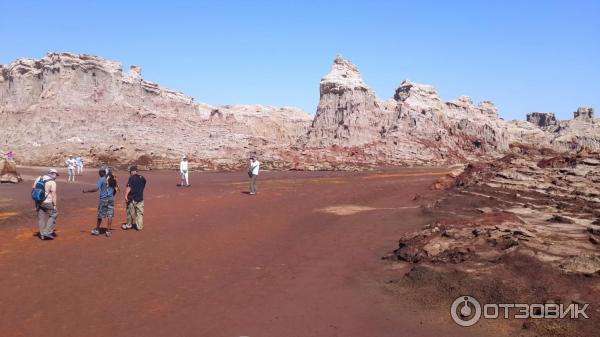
76, 156, 83, 175
248, 156, 260, 195
179, 156, 190, 187
31, 169, 59, 240
83, 169, 117, 237
65, 156, 76, 182
122, 166, 146, 231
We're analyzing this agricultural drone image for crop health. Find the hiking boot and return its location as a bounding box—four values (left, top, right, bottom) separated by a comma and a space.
40, 234, 54, 241
91, 228, 100, 236
105, 230, 112, 237
121, 223, 132, 230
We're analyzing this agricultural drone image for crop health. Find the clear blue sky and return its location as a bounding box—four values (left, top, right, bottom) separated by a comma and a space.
1, 0, 598, 120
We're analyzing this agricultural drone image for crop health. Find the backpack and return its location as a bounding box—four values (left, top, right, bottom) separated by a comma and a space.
31, 177, 48, 203
107, 172, 119, 195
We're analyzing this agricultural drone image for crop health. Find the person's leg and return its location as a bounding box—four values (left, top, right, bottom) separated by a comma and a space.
37, 206, 47, 237
105, 198, 114, 236
185, 171, 189, 186
251, 175, 257, 194
123, 201, 134, 229
47, 207, 58, 235
134, 201, 144, 230
92, 199, 105, 235
91, 218, 102, 235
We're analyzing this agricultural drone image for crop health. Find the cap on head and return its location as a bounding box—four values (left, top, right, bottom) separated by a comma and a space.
48, 168, 60, 176
129, 165, 138, 173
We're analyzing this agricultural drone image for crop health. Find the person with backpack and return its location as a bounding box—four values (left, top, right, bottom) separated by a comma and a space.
31, 169, 59, 240
122, 166, 146, 231
83, 169, 118, 237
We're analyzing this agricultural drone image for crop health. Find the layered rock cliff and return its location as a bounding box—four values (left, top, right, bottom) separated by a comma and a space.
0, 53, 597, 170
0, 52, 312, 169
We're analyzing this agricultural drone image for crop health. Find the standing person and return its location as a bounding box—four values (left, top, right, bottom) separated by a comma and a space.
65, 156, 76, 182
76, 156, 83, 175
179, 156, 190, 187
83, 169, 116, 237
248, 156, 260, 195
31, 169, 59, 240
122, 166, 146, 231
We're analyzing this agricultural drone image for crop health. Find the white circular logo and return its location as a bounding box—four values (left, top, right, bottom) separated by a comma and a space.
451, 295, 482, 327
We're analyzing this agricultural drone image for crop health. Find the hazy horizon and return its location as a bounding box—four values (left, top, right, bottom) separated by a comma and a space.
1, 0, 598, 120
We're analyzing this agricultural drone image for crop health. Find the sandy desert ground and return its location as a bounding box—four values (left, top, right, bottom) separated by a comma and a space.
0, 166, 596, 337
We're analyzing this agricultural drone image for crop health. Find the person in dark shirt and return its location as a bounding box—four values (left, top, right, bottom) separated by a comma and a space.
122, 166, 146, 231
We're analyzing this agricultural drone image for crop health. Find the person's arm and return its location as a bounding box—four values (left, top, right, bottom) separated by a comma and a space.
125, 186, 131, 202
83, 179, 101, 193
49, 183, 57, 209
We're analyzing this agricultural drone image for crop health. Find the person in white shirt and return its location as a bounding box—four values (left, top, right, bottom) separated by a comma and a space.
75, 156, 84, 175
248, 156, 260, 195
65, 156, 76, 182
179, 156, 190, 187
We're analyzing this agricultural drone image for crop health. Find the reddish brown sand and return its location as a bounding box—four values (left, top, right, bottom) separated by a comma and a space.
1, 167, 494, 337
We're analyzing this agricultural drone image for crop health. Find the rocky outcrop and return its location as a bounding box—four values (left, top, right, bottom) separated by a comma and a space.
0, 52, 312, 169
527, 112, 558, 129
574, 107, 595, 120
0, 159, 22, 183
523, 107, 600, 152
304, 57, 531, 165
388, 148, 600, 276
1, 52, 598, 170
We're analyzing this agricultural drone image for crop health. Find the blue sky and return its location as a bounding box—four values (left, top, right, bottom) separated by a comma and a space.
1, 0, 598, 120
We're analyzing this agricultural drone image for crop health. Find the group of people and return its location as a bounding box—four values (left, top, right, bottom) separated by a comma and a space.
65, 156, 84, 182
33, 165, 146, 240
33, 156, 260, 240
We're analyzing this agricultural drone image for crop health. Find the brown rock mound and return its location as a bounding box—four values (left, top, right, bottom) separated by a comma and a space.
0, 159, 22, 183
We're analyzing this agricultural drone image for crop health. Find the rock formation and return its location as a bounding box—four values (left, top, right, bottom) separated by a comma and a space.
0, 159, 22, 183
526, 112, 558, 129
0, 52, 312, 170
0, 52, 598, 170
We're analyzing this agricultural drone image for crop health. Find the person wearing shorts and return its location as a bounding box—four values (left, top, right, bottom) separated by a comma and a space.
83, 169, 115, 237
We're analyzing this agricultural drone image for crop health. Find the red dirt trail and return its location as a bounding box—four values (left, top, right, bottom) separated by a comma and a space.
0, 167, 490, 337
